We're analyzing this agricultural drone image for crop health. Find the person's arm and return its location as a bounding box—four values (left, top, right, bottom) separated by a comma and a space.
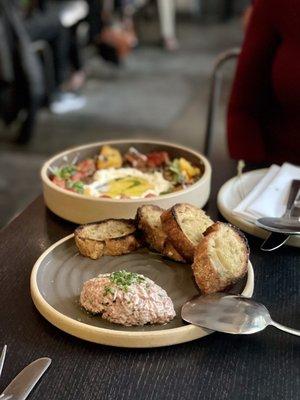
227, 0, 280, 162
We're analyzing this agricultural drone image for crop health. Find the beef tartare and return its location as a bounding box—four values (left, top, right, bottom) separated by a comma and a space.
80, 270, 175, 326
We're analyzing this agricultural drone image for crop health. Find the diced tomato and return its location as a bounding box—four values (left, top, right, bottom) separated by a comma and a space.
124, 153, 147, 169
70, 172, 84, 181
77, 159, 96, 176
52, 176, 66, 189
147, 151, 170, 168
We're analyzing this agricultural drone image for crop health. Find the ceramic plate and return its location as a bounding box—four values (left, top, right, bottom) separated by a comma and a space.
31, 235, 254, 348
217, 169, 300, 248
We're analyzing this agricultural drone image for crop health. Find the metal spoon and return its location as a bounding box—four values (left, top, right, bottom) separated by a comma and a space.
256, 180, 300, 251
256, 217, 300, 234
181, 293, 300, 336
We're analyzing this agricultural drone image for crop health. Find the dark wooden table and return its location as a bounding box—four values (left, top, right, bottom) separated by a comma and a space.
0, 160, 299, 400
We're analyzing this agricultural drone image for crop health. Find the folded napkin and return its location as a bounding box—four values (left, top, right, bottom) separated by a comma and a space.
233, 162, 300, 223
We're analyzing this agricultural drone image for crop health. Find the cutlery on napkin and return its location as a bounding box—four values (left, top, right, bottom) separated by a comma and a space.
257, 180, 300, 251
234, 163, 300, 222
233, 162, 300, 250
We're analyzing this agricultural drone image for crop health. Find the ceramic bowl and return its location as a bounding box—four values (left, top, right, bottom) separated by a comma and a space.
41, 140, 212, 224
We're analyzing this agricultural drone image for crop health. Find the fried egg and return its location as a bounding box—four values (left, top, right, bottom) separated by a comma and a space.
84, 168, 172, 199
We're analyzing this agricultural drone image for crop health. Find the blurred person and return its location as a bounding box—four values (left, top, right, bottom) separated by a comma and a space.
241, 3, 253, 32
134, 0, 178, 51
227, 0, 300, 165
0, 0, 44, 142
87, 0, 178, 65
19, 0, 86, 113
87, 0, 137, 65
157, 0, 178, 51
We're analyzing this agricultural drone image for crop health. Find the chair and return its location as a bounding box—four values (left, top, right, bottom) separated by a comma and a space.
204, 47, 241, 157
31, 40, 56, 103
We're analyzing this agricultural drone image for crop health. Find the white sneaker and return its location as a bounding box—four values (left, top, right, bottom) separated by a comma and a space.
60, 1, 89, 27
50, 92, 86, 114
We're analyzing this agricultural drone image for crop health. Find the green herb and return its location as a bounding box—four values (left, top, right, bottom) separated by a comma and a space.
103, 286, 114, 296
109, 270, 145, 292
160, 189, 173, 195
127, 179, 141, 189
54, 165, 77, 180
168, 159, 185, 184
66, 180, 84, 194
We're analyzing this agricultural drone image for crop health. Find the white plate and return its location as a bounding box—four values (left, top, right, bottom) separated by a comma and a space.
217, 169, 300, 248
30, 235, 254, 348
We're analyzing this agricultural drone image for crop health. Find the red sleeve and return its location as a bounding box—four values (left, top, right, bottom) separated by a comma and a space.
227, 0, 279, 162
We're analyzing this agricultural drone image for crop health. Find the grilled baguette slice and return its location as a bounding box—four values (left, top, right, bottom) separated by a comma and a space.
161, 203, 213, 262
192, 222, 249, 294
75, 219, 141, 260
136, 205, 185, 262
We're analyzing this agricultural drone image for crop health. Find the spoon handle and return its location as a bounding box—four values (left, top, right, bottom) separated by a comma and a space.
260, 233, 290, 251
271, 320, 300, 336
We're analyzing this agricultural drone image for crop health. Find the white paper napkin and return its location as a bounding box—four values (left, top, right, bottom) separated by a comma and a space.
233, 162, 300, 222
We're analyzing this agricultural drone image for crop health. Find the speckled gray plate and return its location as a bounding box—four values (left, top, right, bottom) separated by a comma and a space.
31, 235, 254, 348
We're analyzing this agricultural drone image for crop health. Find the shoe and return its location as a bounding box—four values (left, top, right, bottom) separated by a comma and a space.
60, 0, 89, 27
50, 92, 86, 114
163, 37, 179, 52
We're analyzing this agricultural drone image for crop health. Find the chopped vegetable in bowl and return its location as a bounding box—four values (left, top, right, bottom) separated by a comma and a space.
49, 145, 203, 199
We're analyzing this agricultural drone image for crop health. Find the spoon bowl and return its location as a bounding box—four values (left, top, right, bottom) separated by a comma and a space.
181, 293, 300, 336
256, 217, 300, 235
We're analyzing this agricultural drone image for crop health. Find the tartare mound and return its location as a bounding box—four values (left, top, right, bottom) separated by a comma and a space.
80, 270, 176, 326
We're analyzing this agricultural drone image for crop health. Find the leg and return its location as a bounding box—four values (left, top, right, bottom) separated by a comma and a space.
157, 0, 178, 50
25, 11, 86, 113
25, 10, 71, 87
86, 0, 105, 42
64, 26, 86, 91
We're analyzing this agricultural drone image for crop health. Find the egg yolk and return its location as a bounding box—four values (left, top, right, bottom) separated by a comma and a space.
106, 177, 154, 198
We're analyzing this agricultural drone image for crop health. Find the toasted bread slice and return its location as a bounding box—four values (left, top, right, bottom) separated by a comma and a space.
75, 219, 141, 260
161, 203, 213, 262
136, 205, 185, 262
192, 222, 249, 294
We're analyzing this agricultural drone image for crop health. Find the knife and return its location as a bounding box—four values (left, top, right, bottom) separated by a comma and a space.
0, 358, 51, 400
258, 180, 300, 251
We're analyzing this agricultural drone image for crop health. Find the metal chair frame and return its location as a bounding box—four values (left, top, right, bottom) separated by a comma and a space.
204, 47, 241, 156
31, 40, 56, 102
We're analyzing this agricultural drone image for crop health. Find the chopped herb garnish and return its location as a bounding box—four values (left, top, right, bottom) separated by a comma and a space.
160, 189, 173, 195
54, 165, 77, 180
103, 286, 114, 296
167, 159, 185, 184
66, 180, 84, 194
109, 270, 145, 292
127, 179, 141, 189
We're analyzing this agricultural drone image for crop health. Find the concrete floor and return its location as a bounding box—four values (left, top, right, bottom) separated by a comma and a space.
0, 19, 243, 227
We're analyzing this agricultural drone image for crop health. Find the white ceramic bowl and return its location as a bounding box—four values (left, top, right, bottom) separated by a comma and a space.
41, 140, 212, 224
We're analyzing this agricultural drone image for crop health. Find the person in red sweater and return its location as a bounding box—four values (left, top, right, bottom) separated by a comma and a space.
227, 0, 300, 164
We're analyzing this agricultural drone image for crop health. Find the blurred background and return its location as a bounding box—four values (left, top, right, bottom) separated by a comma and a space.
0, 0, 250, 227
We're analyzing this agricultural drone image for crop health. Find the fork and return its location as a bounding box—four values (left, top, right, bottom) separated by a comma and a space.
0, 346, 12, 400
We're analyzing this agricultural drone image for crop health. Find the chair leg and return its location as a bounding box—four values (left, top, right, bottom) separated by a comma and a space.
15, 113, 35, 144
31, 40, 56, 103
15, 97, 40, 144
203, 48, 241, 157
